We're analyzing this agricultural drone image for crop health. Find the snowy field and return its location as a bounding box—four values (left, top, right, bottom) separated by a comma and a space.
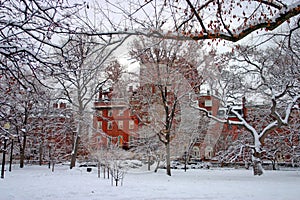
1, 164, 300, 200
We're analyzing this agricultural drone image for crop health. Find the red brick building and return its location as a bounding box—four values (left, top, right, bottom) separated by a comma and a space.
91, 88, 139, 150
188, 92, 246, 161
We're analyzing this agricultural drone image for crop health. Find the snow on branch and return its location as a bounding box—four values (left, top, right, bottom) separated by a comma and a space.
259, 95, 300, 144
189, 93, 244, 126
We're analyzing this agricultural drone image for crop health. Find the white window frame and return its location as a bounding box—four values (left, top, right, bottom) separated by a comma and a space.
129, 120, 134, 130
97, 121, 102, 130
108, 110, 113, 117
107, 121, 113, 130
119, 109, 124, 116
97, 136, 101, 143
205, 100, 212, 107
97, 110, 102, 117
118, 135, 123, 146
118, 121, 123, 129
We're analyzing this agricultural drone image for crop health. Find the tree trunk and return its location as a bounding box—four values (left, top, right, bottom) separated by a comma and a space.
147, 154, 151, 171
9, 140, 14, 172
20, 134, 27, 168
107, 166, 110, 179
52, 162, 55, 172
252, 151, 263, 176
70, 120, 83, 169
1, 139, 7, 179
166, 142, 171, 176
98, 161, 101, 178
48, 145, 51, 169
70, 134, 80, 169
103, 165, 106, 179
272, 160, 277, 170
39, 144, 43, 166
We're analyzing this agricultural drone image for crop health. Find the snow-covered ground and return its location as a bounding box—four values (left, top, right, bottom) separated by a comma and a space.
1, 164, 300, 200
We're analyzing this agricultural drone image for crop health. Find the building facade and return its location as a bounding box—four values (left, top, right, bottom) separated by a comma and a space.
91, 88, 139, 150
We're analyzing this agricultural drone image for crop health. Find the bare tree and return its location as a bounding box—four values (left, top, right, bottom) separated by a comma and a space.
0, 69, 53, 168
130, 37, 203, 176
52, 34, 130, 168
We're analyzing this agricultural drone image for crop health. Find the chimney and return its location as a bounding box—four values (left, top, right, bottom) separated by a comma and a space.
242, 97, 247, 118
107, 87, 113, 100
98, 88, 103, 100
129, 86, 133, 92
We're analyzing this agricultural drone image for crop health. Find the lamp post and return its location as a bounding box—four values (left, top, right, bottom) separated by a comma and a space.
1, 122, 10, 179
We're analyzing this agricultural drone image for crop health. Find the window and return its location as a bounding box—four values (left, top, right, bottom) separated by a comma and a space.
192, 146, 200, 159
205, 100, 212, 107
129, 120, 134, 129
97, 121, 102, 130
96, 110, 102, 117
205, 146, 213, 159
217, 109, 226, 117
97, 136, 101, 143
119, 110, 124, 116
118, 135, 123, 146
107, 137, 111, 147
118, 121, 123, 129
108, 110, 112, 117
107, 121, 113, 130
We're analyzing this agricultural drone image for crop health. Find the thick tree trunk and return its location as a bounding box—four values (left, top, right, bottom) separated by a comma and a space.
98, 161, 101, 178
166, 142, 171, 176
20, 134, 27, 168
252, 151, 263, 176
70, 134, 80, 169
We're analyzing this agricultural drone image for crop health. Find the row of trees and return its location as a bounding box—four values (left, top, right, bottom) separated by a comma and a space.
127, 33, 299, 176
1, 0, 300, 177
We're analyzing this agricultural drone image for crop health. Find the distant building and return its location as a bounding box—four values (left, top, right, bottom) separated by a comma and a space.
2, 102, 88, 165
91, 88, 139, 150
191, 93, 246, 162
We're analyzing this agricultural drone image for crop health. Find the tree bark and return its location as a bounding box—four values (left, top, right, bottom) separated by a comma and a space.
9, 140, 14, 172
39, 144, 43, 166
154, 157, 160, 173
147, 154, 151, 171
70, 134, 80, 169
98, 161, 101, 178
166, 141, 171, 176
252, 151, 263, 176
20, 134, 27, 168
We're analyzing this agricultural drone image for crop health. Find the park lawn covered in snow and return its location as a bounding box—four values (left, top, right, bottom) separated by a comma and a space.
1, 164, 300, 200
